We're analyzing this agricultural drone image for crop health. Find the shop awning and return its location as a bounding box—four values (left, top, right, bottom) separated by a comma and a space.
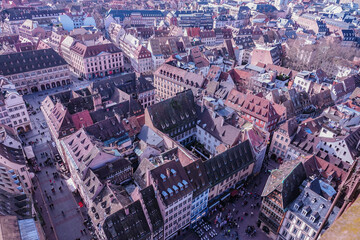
231, 189, 238, 197
66, 178, 77, 192
23, 146, 35, 159
220, 192, 230, 201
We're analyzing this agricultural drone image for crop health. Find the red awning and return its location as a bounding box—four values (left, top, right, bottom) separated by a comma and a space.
231, 190, 238, 197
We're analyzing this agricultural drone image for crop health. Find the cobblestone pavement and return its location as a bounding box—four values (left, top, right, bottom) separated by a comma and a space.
23, 78, 93, 240
31, 142, 91, 240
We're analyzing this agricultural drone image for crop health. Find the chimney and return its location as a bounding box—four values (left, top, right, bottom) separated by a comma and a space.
166, 168, 171, 177
125, 207, 129, 215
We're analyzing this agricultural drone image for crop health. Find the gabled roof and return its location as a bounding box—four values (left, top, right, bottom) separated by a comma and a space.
204, 140, 255, 187
279, 118, 298, 137
262, 160, 306, 208
184, 160, 209, 197
302, 155, 347, 188
71, 42, 121, 58
103, 200, 151, 240
225, 89, 280, 122
85, 116, 127, 144
198, 108, 241, 146
150, 160, 193, 206
140, 186, 164, 232
0, 48, 67, 76
147, 90, 198, 133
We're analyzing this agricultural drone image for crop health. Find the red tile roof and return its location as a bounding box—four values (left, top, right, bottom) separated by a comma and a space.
71, 110, 94, 130
225, 89, 280, 123
71, 42, 121, 58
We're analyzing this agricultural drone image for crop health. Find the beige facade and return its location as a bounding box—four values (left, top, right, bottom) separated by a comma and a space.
208, 163, 253, 200
0, 149, 32, 194
7, 65, 71, 94
70, 43, 124, 79
153, 64, 204, 101
269, 129, 291, 159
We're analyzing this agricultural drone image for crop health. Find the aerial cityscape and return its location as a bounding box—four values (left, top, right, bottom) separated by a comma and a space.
0, 0, 359, 240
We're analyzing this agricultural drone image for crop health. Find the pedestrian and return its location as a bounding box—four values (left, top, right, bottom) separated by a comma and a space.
251, 212, 254, 216
40, 206, 42, 212
83, 229, 86, 234
61, 180, 63, 185
80, 229, 83, 235
50, 226, 53, 231
46, 171, 48, 175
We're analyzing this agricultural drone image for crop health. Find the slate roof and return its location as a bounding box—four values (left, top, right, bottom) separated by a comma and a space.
204, 140, 255, 187
184, 160, 209, 198
140, 186, 164, 233
90, 100, 142, 124
233, 36, 255, 49
103, 200, 151, 240
3, 9, 65, 21
92, 157, 131, 180
85, 117, 127, 143
288, 183, 339, 233
0, 48, 67, 76
261, 160, 307, 208
92, 73, 154, 101
146, 90, 198, 134
150, 160, 193, 206
138, 125, 163, 147
344, 127, 360, 160
0, 190, 31, 219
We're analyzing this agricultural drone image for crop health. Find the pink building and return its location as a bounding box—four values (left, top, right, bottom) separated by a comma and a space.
70, 42, 124, 79
148, 160, 193, 239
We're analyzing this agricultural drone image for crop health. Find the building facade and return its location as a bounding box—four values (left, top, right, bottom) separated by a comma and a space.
0, 81, 31, 132
70, 42, 124, 79
0, 49, 71, 94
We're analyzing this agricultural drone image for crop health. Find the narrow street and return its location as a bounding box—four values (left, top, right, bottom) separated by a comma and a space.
32, 142, 90, 240
22, 77, 93, 240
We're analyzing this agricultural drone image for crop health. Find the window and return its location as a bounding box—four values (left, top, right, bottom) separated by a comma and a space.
281, 230, 288, 237
304, 225, 309, 232
296, 219, 302, 226
285, 222, 291, 229
289, 214, 294, 220
292, 228, 297, 234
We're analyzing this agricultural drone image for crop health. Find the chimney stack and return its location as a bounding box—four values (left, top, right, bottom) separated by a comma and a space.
166, 168, 171, 177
